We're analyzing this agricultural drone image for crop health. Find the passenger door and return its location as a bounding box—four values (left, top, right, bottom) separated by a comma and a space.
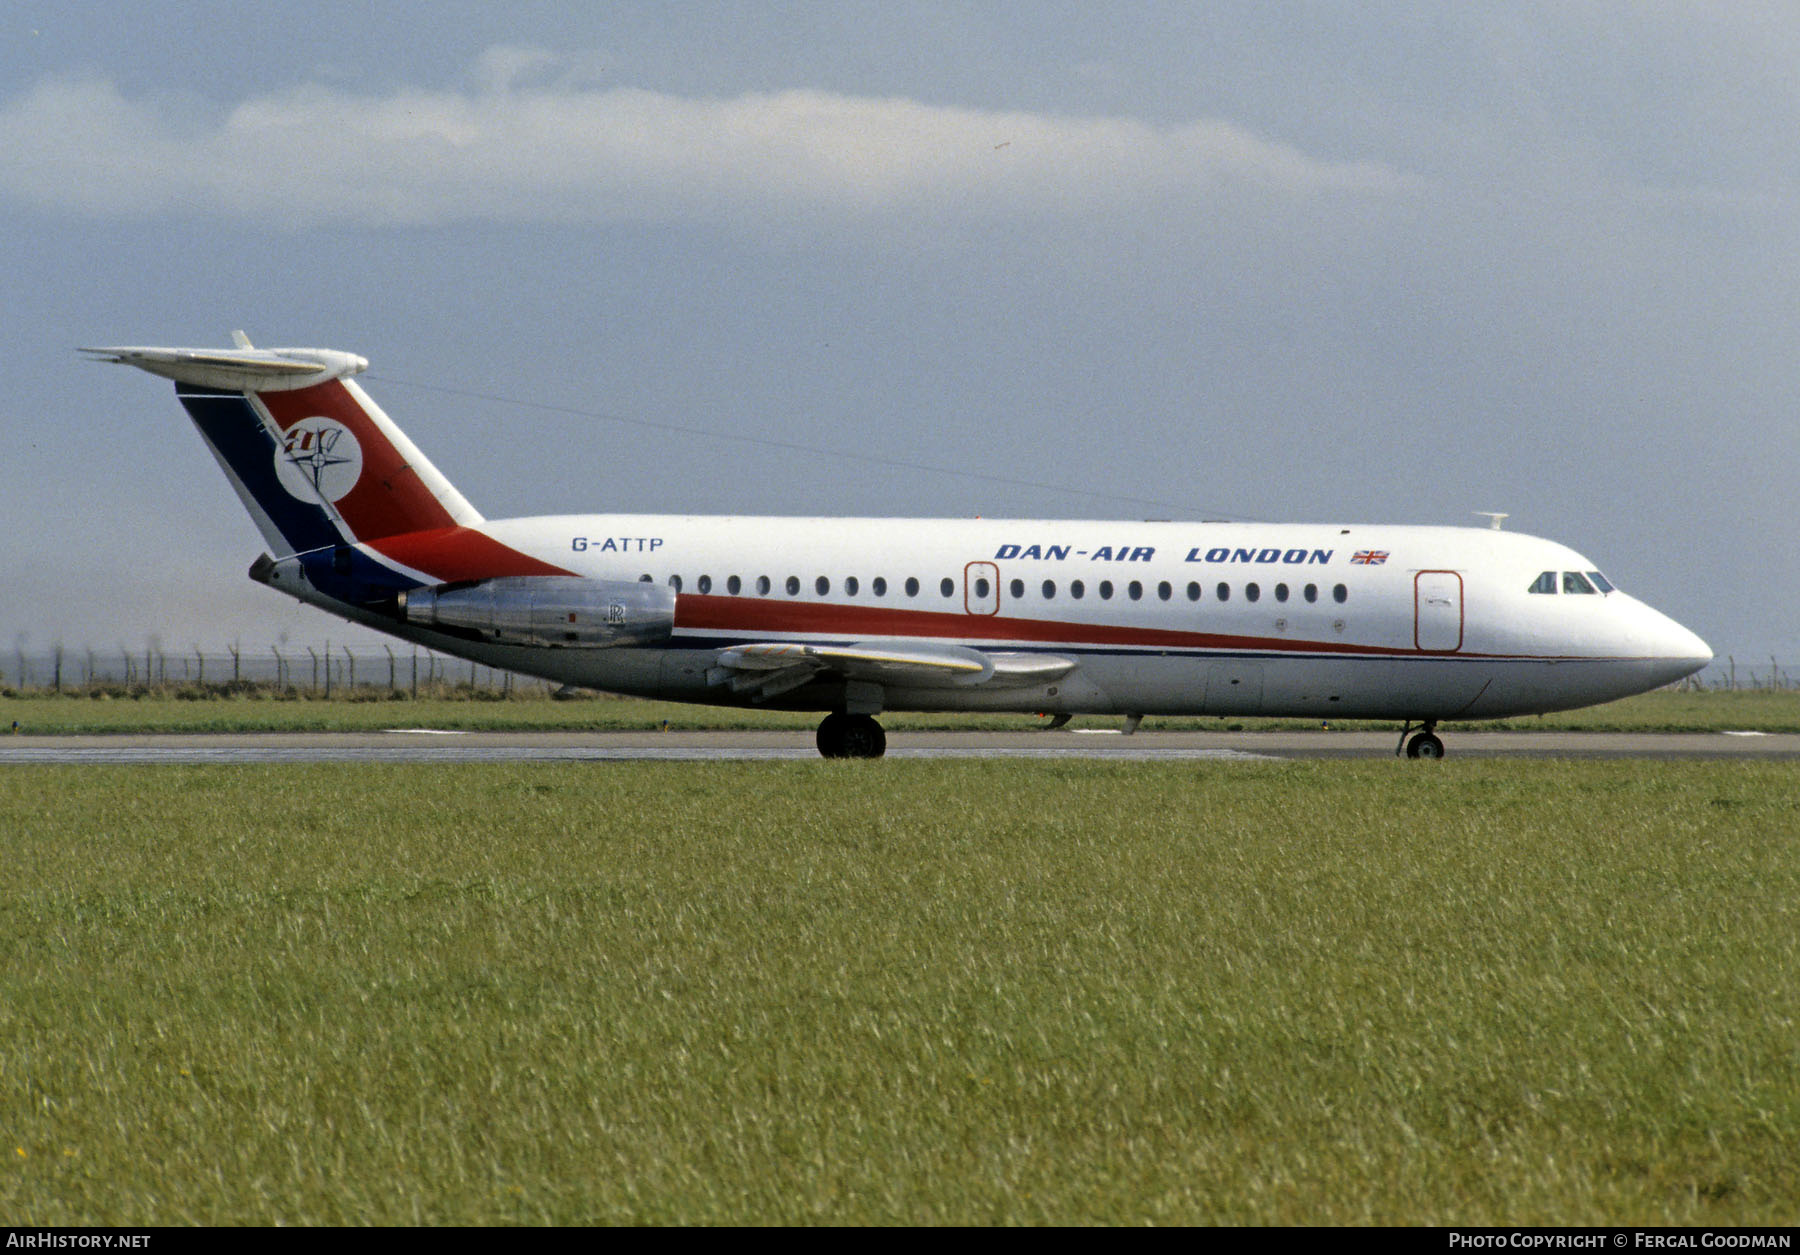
1414, 571, 1464, 652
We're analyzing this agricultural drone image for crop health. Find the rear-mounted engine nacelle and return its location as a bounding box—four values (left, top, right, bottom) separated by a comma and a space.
399, 576, 676, 648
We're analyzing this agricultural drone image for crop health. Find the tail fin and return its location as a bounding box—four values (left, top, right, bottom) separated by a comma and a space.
83, 337, 480, 557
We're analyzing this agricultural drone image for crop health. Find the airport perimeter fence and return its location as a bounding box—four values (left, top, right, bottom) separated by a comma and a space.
1, 645, 569, 700
0, 646, 1788, 697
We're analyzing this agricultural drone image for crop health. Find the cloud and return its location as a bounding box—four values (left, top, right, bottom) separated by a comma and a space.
0, 56, 1414, 228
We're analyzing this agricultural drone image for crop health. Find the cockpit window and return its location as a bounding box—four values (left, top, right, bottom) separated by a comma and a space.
1562, 571, 1597, 594
1587, 570, 1614, 594
1528, 571, 1558, 594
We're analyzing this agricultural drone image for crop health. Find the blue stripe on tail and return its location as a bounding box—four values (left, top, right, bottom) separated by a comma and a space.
177, 384, 343, 557
182, 384, 423, 605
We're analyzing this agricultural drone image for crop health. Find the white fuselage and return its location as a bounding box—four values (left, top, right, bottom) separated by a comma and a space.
323, 514, 1712, 722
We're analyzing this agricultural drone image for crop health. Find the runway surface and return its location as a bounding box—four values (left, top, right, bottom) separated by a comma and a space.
5, 728, 1799, 763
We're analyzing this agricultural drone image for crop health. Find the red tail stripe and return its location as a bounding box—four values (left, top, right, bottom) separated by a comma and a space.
260, 382, 459, 540
369, 527, 574, 582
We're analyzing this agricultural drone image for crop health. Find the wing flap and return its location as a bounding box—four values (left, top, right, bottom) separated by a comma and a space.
712, 639, 1077, 701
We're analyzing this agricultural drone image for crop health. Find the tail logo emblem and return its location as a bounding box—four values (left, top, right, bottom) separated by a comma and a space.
275, 418, 364, 503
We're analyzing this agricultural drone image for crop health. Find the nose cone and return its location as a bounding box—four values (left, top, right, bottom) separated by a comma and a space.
1666, 620, 1712, 670
1636, 602, 1713, 687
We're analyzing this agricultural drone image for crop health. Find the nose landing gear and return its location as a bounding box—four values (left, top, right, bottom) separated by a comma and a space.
1397, 720, 1446, 759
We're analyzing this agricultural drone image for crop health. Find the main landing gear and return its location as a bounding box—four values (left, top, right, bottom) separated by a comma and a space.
816, 712, 887, 759
1396, 720, 1446, 760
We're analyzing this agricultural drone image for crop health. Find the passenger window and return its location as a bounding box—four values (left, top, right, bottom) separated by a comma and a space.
1186, 582, 1201, 601
668, 574, 682, 592
1009, 578, 1024, 599
697, 574, 712, 594
905, 577, 919, 597
1245, 583, 1260, 603
1042, 579, 1056, 599
1098, 580, 1114, 600
1304, 584, 1317, 603
940, 577, 955, 598
973, 577, 990, 598
845, 576, 859, 596
872, 577, 887, 596
728, 575, 742, 595
786, 576, 801, 596
1528, 571, 1558, 595
1157, 581, 1172, 601
815, 576, 830, 596
1333, 584, 1347, 604
1217, 583, 1230, 602
1129, 581, 1144, 601
1071, 580, 1085, 600
1563, 571, 1597, 594
1587, 571, 1614, 593
1275, 583, 1288, 603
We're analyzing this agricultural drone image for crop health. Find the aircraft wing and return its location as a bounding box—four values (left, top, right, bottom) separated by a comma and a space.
710, 639, 1076, 702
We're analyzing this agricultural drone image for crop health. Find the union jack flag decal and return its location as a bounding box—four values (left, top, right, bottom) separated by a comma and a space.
1351, 550, 1389, 565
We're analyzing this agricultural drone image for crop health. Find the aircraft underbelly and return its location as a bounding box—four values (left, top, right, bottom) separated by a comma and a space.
640, 647, 1497, 718
530, 645, 1490, 716
1457, 658, 1681, 718
1204, 661, 1264, 714
331, 607, 1649, 723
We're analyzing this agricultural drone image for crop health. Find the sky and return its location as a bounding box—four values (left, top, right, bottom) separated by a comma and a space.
3, 2, 1796, 669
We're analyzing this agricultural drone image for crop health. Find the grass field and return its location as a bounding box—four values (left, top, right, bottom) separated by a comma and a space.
5, 687, 1800, 735
3, 760, 1795, 1224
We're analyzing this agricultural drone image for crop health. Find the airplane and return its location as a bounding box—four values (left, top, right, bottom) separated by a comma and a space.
83, 337, 1713, 759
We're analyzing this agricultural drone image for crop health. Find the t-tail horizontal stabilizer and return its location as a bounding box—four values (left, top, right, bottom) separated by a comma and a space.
79, 345, 369, 392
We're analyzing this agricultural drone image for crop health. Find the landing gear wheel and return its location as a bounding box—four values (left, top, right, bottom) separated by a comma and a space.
816, 712, 887, 759
1405, 732, 1446, 759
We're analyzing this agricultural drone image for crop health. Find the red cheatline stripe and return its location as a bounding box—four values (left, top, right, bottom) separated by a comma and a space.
260, 381, 459, 541
672, 594, 1413, 656
369, 527, 574, 582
